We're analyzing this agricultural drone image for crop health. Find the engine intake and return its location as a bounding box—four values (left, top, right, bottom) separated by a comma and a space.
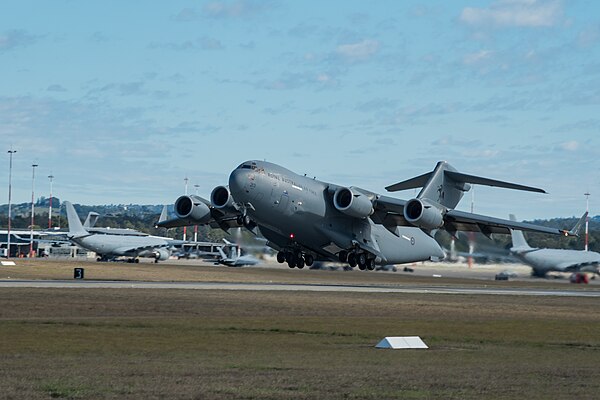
174, 195, 211, 224
404, 198, 444, 230
153, 248, 170, 261
333, 187, 374, 218
211, 186, 235, 210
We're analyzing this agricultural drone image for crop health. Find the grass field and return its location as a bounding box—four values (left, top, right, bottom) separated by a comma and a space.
1, 260, 599, 399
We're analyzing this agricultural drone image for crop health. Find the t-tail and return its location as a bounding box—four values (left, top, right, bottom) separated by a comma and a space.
508, 214, 533, 251
64, 201, 90, 239
385, 161, 547, 232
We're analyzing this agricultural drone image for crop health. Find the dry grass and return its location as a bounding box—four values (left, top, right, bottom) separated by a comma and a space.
0, 283, 599, 399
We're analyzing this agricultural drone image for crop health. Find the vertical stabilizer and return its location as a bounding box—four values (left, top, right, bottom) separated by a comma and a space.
64, 201, 89, 238
509, 214, 532, 250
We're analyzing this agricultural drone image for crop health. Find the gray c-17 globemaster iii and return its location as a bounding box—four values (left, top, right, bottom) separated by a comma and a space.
158, 160, 577, 270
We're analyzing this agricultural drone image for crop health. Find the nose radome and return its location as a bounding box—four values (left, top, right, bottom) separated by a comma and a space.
228, 168, 248, 197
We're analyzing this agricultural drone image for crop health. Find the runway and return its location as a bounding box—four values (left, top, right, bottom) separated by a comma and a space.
2, 279, 600, 297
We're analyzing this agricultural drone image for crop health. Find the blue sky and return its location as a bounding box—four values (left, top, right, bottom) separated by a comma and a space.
1, 0, 599, 220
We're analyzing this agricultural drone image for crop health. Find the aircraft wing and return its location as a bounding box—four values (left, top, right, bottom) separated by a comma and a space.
156, 196, 243, 232
371, 195, 572, 237
113, 244, 167, 256
554, 261, 600, 272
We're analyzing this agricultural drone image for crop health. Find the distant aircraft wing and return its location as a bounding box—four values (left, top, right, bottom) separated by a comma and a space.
113, 244, 167, 256
371, 195, 572, 238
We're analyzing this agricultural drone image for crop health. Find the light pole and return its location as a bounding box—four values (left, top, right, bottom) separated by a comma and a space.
6, 149, 16, 258
29, 163, 38, 258
194, 184, 200, 242
183, 177, 189, 241
48, 174, 54, 229
585, 192, 590, 252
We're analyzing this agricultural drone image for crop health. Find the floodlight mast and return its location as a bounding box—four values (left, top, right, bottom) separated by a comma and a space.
585, 192, 590, 252
30, 163, 38, 257
6, 149, 16, 258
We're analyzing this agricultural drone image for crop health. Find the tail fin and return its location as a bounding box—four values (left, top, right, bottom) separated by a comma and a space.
83, 212, 99, 228
508, 214, 532, 250
64, 201, 89, 238
386, 161, 546, 210
568, 211, 588, 237
158, 205, 168, 224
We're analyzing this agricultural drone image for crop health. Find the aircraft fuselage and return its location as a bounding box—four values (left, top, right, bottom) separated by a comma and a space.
228, 160, 444, 265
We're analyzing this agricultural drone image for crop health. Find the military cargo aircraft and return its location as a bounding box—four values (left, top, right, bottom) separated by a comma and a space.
159, 160, 576, 270
510, 213, 600, 277
65, 201, 174, 263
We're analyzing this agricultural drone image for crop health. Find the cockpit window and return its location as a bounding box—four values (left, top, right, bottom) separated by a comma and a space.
238, 163, 257, 170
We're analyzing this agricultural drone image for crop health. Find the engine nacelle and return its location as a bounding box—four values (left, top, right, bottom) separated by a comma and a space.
153, 248, 170, 261
211, 185, 235, 210
403, 198, 444, 230
174, 195, 211, 224
333, 187, 374, 218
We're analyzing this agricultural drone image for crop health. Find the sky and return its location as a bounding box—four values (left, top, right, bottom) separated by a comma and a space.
1, 0, 599, 220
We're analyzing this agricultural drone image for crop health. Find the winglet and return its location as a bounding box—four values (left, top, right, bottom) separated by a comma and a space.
565, 211, 588, 237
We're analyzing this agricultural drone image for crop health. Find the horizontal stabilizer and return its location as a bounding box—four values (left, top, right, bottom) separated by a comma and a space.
444, 171, 546, 194
385, 171, 432, 192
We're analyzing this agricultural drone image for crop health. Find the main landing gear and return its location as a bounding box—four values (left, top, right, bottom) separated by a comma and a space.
338, 249, 376, 271
276, 250, 314, 269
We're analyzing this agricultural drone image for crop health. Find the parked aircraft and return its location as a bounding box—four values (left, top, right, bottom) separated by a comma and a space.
159, 160, 576, 270
509, 213, 600, 277
65, 201, 174, 263
214, 239, 259, 267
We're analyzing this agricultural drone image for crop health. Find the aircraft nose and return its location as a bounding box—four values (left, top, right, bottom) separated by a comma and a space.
228, 168, 249, 196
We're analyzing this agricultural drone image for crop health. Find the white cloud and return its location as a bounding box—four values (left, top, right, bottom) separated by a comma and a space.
460, 0, 564, 28
335, 39, 380, 62
463, 50, 494, 65
560, 141, 579, 151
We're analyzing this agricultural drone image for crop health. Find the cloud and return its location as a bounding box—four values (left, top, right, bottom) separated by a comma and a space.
559, 140, 579, 151
0, 29, 38, 52
47, 84, 67, 92
202, 0, 276, 19
463, 50, 494, 65
149, 37, 223, 51
172, 8, 201, 22
431, 136, 482, 147
460, 0, 564, 28
335, 39, 380, 62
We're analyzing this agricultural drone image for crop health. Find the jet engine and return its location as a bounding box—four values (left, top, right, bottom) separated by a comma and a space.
403, 198, 444, 230
153, 248, 170, 261
333, 187, 374, 218
211, 186, 236, 210
174, 195, 212, 224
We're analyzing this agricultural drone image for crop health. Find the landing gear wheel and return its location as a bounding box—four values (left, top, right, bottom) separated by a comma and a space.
287, 259, 296, 268
304, 254, 314, 267
236, 215, 244, 226
366, 258, 375, 270
134, 258, 139, 264
358, 253, 367, 266
276, 252, 286, 263
347, 253, 357, 268
297, 257, 305, 269
338, 250, 348, 263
